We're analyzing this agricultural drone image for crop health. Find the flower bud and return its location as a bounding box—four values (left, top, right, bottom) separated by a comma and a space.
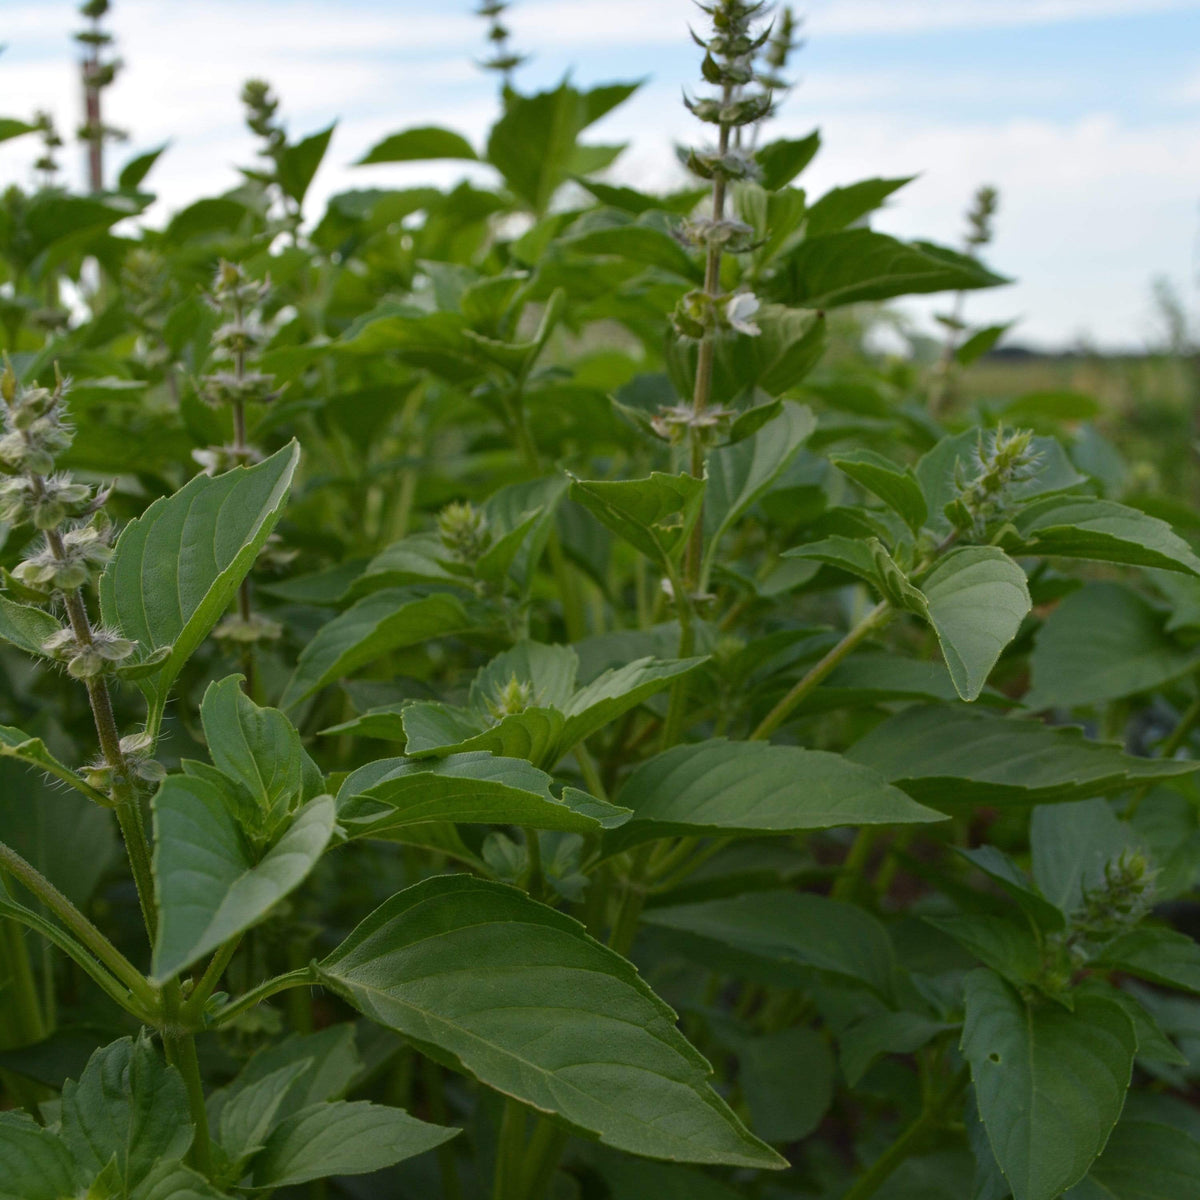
438, 501, 491, 562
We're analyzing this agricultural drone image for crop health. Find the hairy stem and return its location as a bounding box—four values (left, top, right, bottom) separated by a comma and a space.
683, 80, 734, 593
183, 935, 243, 1023
47, 524, 160, 943
0, 840, 154, 1010
209, 966, 315, 1027
163, 982, 214, 1177
230, 287, 259, 697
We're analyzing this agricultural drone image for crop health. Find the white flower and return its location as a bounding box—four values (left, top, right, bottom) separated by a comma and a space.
725, 292, 761, 336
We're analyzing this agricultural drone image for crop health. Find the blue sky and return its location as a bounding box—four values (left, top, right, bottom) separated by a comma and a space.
4, 0, 1200, 349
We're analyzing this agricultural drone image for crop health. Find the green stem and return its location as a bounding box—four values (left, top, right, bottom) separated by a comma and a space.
751, 602, 892, 741
183, 935, 242, 1023
840, 1068, 969, 1200
523, 827, 545, 900
661, 568, 696, 749
520, 1117, 569, 1200
608, 846, 654, 958
492, 1099, 527, 1200
387, 384, 426, 543
831, 828, 878, 904
0, 892, 150, 1018
423, 1058, 463, 1200
55, 577, 159, 945
547, 531, 586, 643
114, 794, 158, 944
1, 917, 45, 1044
683, 81, 733, 595
163, 984, 213, 1178
652, 836, 731, 893
573, 741, 609, 802
0, 839, 154, 1009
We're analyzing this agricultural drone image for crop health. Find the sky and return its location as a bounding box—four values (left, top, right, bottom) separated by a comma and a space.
3, 0, 1200, 350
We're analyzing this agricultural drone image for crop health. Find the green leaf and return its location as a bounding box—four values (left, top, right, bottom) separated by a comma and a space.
917, 430, 1087, 537
925, 914, 1042, 986
357, 126, 477, 165
725, 306, 827, 398
803, 176, 914, 237
0, 1113, 78, 1200
280, 589, 473, 711
0, 118, 38, 145
563, 210, 703, 283
0, 724, 107, 803
771, 230, 1008, 310
1095, 926, 1200, 995
250, 1100, 457, 1188
117, 144, 168, 191
1027, 583, 1200, 710
958, 846, 1066, 932
1066, 1118, 1200, 1199
217, 1061, 309, 1165
569, 472, 705, 577
786, 535, 927, 612
337, 307, 479, 380
337, 752, 630, 836
803, 653, 972, 713
962, 969, 1136, 1200
487, 81, 638, 214
839, 1012, 954, 1087
0, 595, 59, 659
200, 675, 305, 838
920, 547, 1031, 702
829, 448, 928, 533
99, 443, 300, 729
755, 131, 821, 191
1008, 497, 1200, 576
847, 706, 1198, 808
955, 323, 1013, 367
133, 1161, 229, 1200
0, 758, 115, 908
277, 122, 336, 206
208, 1027, 360, 1133
399, 702, 565, 764
642, 891, 898, 997
1091, 984, 1188, 1067
151, 778, 335, 981
607, 738, 943, 852
735, 1027, 835, 1143
1031, 800, 1134, 914
349, 534, 463, 596
702, 403, 815, 584
318, 875, 784, 1169
399, 650, 702, 769
1000, 389, 1100, 424
61, 1036, 193, 1192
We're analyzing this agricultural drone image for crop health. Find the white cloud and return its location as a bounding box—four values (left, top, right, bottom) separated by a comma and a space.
510, 0, 1200, 44
809, 0, 1200, 36
2, 0, 1198, 347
